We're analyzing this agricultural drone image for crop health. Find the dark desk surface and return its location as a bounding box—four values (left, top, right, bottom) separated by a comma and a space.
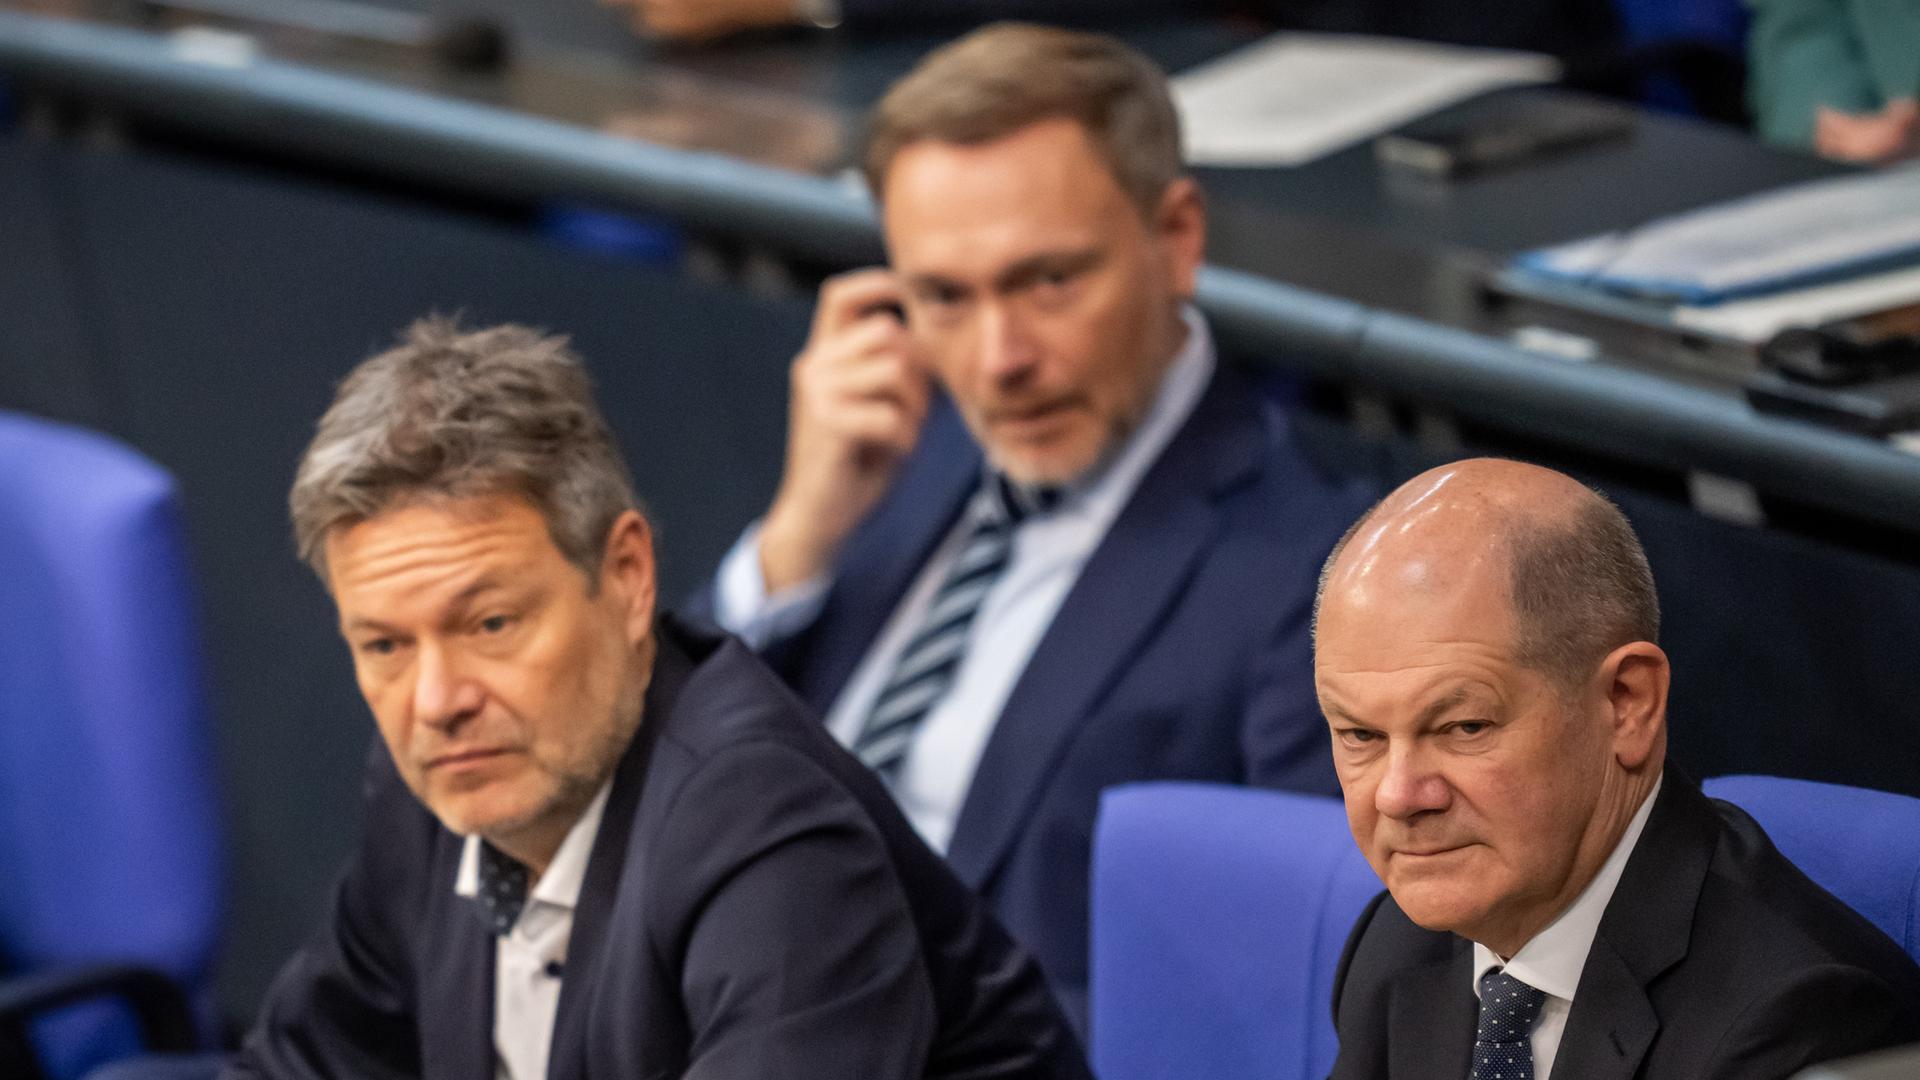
6, 1, 1854, 382
6, 0, 1916, 536
378, 0, 1845, 312
1199, 94, 1840, 314
8, 0, 1840, 325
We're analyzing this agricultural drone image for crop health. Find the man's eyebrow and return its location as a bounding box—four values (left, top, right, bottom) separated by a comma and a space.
342, 615, 401, 636
993, 247, 1102, 293
441, 577, 510, 619
1416, 686, 1479, 726
341, 577, 510, 636
1322, 701, 1359, 725
902, 270, 967, 295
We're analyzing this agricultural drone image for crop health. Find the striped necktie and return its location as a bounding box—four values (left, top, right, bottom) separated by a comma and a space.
852, 475, 1055, 779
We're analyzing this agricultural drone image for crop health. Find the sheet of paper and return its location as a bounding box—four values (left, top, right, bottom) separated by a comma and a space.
1172, 33, 1558, 167
1518, 166, 1920, 304
1673, 263, 1920, 343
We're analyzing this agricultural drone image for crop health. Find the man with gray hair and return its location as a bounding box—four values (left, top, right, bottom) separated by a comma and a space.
223, 319, 1089, 1079
1315, 457, 1920, 1079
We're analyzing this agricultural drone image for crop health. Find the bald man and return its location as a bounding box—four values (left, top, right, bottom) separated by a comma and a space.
1314, 459, 1920, 1080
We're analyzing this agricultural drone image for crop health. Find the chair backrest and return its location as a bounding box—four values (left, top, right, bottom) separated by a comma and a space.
1090, 783, 1378, 1080
1611, 0, 1746, 51
1091, 775, 1920, 1080
0, 411, 224, 1077
1607, 0, 1750, 118
1703, 774, 1920, 962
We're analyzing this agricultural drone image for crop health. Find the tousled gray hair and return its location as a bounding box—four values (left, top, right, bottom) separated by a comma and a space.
290, 317, 638, 583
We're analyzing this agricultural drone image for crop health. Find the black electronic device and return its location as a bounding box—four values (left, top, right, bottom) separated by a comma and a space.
1759, 307, 1920, 386
1747, 309, 1920, 433
1375, 94, 1635, 179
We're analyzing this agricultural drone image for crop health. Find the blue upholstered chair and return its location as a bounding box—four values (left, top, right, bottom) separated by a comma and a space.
1702, 775, 1920, 964
0, 412, 224, 1079
1606, 0, 1749, 118
1090, 784, 1375, 1080
1090, 775, 1920, 1080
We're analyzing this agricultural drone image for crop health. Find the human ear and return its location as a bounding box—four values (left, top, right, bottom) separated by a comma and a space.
600, 510, 658, 644
1154, 177, 1207, 299
1601, 641, 1668, 770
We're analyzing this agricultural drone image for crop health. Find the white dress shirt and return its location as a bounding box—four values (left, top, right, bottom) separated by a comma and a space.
714, 308, 1216, 851
1471, 772, 1664, 1080
454, 783, 612, 1080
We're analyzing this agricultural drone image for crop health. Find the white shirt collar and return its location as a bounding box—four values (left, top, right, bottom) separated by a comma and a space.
1473, 771, 1664, 1003
454, 781, 613, 916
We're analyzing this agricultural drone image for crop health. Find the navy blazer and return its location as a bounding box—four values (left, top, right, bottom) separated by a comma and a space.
1329, 769, 1920, 1080
729, 364, 1367, 1027
223, 617, 1089, 1080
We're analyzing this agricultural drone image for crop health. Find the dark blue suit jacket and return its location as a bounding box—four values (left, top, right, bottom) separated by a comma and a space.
223, 618, 1088, 1080
735, 364, 1367, 1028
1329, 770, 1920, 1080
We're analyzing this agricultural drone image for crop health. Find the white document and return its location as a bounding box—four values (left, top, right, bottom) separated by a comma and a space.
1673, 263, 1920, 343
1520, 165, 1920, 303
1172, 33, 1559, 167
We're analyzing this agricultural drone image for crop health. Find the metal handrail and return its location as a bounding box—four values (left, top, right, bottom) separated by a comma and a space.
6, 9, 1920, 531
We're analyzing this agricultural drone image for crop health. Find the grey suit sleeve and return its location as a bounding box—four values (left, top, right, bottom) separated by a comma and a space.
651, 739, 938, 1080
1703, 963, 1920, 1079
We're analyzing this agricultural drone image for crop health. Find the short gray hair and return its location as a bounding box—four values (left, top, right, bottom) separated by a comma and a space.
290, 317, 638, 583
1506, 494, 1661, 687
1313, 480, 1660, 689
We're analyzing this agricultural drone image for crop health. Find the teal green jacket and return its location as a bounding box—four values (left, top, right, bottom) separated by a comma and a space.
1747, 0, 1920, 147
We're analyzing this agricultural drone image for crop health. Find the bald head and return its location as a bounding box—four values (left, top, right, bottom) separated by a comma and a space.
1315, 459, 1670, 955
1317, 459, 1659, 689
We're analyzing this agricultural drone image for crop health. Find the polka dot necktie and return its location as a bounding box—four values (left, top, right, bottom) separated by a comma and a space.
476, 841, 529, 937
1470, 968, 1547, 1080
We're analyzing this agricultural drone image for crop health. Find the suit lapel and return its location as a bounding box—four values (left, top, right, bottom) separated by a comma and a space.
1387, 941, 1477, 1080
793, 397, 978, 711
1551, 771, 1717, 1080
423, 872, 498, 1080
944, 372, 1266, 888
544, 635, 687, 1080
1551, 938, 1659, 1080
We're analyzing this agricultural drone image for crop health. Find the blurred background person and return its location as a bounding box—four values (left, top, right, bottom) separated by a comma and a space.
1747, 0, 1920, 162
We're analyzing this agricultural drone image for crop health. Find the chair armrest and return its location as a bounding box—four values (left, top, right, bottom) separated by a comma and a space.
0, 964, 200, 1053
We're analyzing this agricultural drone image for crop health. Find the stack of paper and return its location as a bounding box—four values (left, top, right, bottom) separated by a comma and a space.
1673, 264, 1920, 343
1172, 33, 1559, 167
1515, 166, 1920, 305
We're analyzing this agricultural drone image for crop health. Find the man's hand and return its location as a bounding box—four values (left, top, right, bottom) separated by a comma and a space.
759, 270, 930, 594
1814, 99, 1920, 164
601, 0, 809, 42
